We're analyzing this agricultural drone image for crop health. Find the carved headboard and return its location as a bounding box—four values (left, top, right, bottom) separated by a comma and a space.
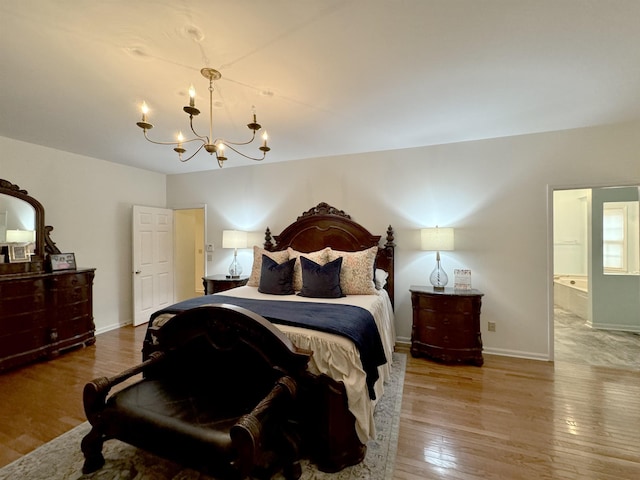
263, 202, 395, 306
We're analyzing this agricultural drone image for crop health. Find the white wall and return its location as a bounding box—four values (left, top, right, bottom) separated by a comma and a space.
167, 120, 640, 360
1, 136, 166, 332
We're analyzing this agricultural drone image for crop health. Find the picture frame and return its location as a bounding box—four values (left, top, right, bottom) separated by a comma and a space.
49, 252, 77, 271
8, 244, 30, 263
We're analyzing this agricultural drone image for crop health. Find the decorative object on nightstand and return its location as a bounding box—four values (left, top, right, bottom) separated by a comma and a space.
202, 274, 249, 294
454, 269, 472, 290
420, 227, 455, 291
410, 285, 484, 366
222, 229, 247, 278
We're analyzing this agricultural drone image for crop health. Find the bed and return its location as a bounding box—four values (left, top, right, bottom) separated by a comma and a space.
142, 202, 396, 472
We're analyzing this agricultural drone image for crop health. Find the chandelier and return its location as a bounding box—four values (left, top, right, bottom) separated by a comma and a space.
136, 67, 270, 168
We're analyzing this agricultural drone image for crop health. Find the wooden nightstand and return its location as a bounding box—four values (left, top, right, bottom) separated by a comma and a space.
202, 274, 249, 294
410, 285, 484, 366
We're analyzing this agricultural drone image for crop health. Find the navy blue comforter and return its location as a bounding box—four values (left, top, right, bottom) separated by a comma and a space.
149, 294, 387, 399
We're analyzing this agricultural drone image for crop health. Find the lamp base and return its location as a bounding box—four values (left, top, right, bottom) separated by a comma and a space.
226, 275, 240, 279
429, 256, 449, 292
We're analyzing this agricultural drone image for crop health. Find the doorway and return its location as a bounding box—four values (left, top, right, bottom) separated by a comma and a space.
552, 186, 640, 369
174, 207, 206, 302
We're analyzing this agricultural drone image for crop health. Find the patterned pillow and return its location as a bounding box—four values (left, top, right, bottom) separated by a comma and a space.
287, 247, 330, 291
327, 246, 378, 295
247, 246, 290, 287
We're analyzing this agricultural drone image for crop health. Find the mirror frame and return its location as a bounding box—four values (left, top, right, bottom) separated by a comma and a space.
0, 178, 59, 274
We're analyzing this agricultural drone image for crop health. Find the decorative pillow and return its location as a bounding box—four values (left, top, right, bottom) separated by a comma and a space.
327, 246, 378, 295
375, 268, 389, 290
298, 256, 344, 298
247, 246, 290, 287
258, 255, 296, 295
287, 247, 330, 291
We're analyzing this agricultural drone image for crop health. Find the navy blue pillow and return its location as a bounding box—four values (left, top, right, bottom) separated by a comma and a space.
298, 256, 344, 298
258, 255, 296, 295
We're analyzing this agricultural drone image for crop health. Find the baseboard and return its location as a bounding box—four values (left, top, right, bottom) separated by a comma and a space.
395, 337, 550, 362
95, 321, 132, 336
590, 322, 640, 333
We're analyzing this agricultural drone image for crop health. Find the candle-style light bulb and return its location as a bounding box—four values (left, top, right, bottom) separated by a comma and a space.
141, 101, 149, 122
189, 85, 196, 107
217, 142, 225, 153
177, 131, 184, 147
262, 131, 268, 147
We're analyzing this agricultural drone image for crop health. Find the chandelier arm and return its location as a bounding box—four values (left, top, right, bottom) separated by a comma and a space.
219, 142, 266, 162
142, 129, 206, 147
178, 143, 207, 163
218, 130, 258, 147
188, 116, 209, 142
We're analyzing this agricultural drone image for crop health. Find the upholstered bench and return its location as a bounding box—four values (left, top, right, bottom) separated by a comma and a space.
81, 304, 311, 479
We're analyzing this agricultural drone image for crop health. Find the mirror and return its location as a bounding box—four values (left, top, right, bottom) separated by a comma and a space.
0, 194, 36, 240
0, 178, 49, 273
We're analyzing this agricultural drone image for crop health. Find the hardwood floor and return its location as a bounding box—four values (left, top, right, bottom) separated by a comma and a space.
1, 327, 639, 479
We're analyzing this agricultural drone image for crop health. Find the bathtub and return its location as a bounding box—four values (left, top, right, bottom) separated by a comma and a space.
554, 274, 589, 320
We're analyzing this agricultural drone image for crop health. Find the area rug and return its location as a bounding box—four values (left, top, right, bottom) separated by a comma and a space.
0, 353, 405, 480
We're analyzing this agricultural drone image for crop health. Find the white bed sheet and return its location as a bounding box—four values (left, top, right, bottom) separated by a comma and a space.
218, 285, 396, 443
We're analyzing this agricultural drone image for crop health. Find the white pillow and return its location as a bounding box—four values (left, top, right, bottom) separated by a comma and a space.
375, 268, 389, 290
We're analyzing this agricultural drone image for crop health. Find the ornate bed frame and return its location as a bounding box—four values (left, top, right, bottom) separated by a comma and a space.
264, 202, 395, 306
262, 202, 396, 471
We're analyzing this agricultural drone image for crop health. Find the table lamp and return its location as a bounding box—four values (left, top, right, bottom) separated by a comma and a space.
222, 230, 247, 278
421, 227, 455, 291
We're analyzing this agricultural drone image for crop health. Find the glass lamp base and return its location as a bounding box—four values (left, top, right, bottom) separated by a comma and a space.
228, 255, 242, 279
429, 261, 448, 291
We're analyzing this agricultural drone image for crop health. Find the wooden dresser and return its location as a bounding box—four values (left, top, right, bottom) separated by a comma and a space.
410, 285, 484, 366
0, 268, 96, 371
0, 178, 96, 373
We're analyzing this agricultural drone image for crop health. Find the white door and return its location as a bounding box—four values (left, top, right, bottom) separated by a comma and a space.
132, 205, 174, 326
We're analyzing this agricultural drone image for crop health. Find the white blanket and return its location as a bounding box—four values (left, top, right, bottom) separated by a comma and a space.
219, 285, 396, 443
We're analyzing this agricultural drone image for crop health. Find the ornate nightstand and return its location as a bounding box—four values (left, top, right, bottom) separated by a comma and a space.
410, 285, 484, 366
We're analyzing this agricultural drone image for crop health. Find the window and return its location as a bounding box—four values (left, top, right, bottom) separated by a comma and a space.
603, 205, 626, 272
603, 201, 639, 275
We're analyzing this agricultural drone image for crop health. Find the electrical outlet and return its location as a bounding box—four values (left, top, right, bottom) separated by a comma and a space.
488, 321, 496, 332
206, 244, 214, 252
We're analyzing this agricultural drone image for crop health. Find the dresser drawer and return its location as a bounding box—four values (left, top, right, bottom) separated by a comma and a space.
0, 277, 45, 298
49, 271, 93, 288
412, 292, 479, 313
51, 285, 91, 304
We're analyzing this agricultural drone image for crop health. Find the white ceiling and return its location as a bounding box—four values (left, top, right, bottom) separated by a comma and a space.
2, 0, 640, 175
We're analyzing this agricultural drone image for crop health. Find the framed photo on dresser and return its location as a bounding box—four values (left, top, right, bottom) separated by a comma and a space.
49, 252, 77, 271
8, 244, 29, 262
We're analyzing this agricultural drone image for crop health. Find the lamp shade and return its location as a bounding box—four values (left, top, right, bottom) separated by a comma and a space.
6, 229, 36, 243
421, 227, 454, 251
222, 230, 248, 249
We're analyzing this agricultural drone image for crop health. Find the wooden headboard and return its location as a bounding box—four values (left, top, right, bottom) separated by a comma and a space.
263, 202, 395, 306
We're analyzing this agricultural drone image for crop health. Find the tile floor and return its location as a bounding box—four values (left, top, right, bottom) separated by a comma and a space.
554, 306, 640, 369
